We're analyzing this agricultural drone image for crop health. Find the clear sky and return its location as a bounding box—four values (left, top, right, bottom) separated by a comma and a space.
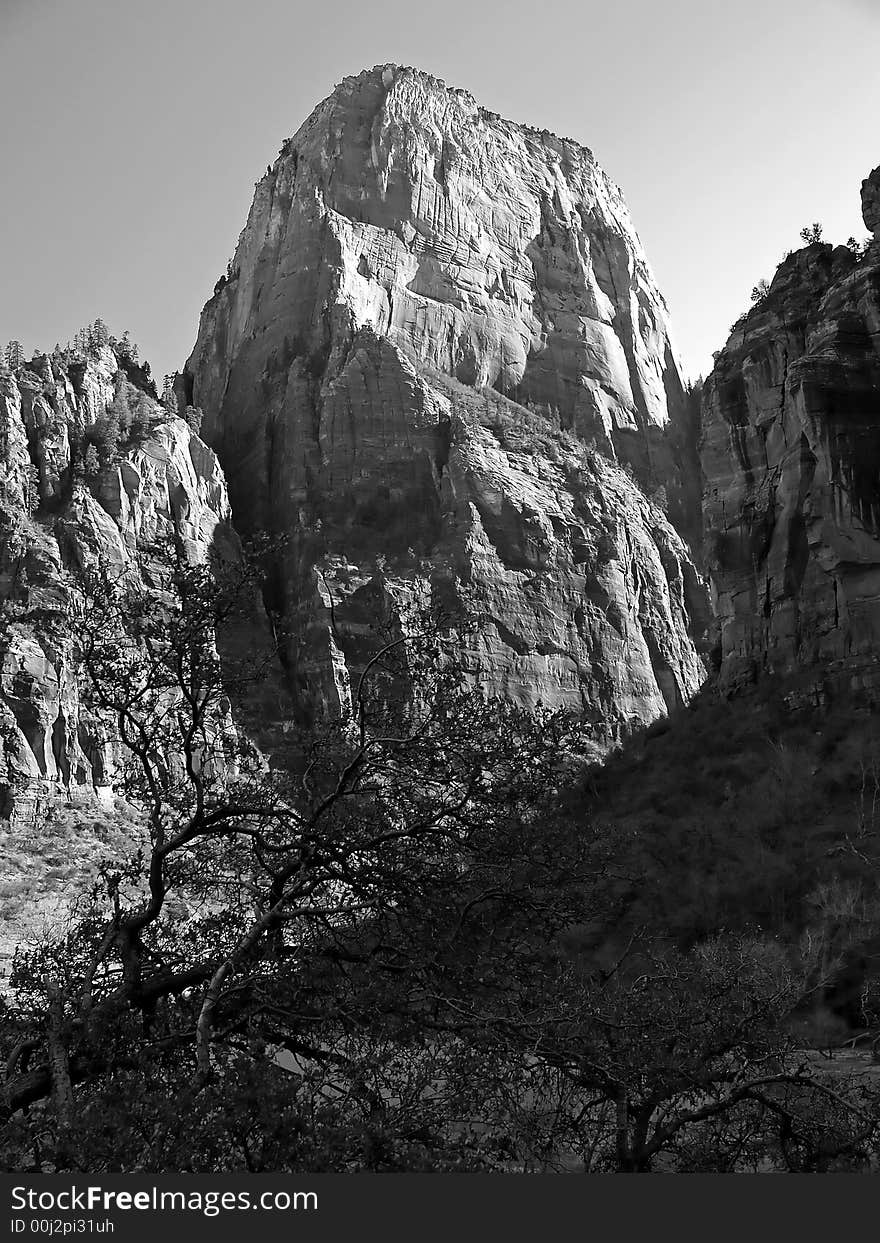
0, 0, 876, 383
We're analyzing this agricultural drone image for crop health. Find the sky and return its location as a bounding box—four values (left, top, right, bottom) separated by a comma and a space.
0, 0, 877, 383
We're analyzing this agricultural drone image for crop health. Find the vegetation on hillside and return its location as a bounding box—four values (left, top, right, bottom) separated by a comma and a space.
569, 673, 880, 1071
735, 218, 872, 328
2, 540, 880, 1173
2, 311, 880, 1171
2, 323, 205, 496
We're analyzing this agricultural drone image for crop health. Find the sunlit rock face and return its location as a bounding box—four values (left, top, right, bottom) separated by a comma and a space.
702, 165, 880, 693
186, 64, 706, 735
0, 354, 235, 824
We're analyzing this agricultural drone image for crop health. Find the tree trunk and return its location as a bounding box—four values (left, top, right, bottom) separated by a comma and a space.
46, 983, 74, 1166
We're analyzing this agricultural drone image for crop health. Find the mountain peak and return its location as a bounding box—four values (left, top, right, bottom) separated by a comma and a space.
185, 68, 706, 731
301, 63, 596, 168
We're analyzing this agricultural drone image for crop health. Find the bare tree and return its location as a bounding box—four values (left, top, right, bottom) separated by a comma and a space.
0, 544, 581, 1169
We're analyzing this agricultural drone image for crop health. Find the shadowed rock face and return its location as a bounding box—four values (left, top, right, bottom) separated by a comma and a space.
0, 352, 236, 823
186, 64, 706, 734
702, 165, 880, 693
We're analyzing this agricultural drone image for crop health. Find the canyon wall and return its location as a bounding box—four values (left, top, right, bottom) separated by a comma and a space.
0, 348, 235, 823
702, 167, 880, 694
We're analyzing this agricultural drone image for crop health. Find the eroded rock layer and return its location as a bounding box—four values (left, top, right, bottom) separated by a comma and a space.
0, 349, 235, 823
186, 64, 706, 732
702, 167, 880, 691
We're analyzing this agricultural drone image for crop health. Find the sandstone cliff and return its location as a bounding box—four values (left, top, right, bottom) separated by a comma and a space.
186, 65, 707, 734
702, 168, 880, 692
0, 348, 235, 824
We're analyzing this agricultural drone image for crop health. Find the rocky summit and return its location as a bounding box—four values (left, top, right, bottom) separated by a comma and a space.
702, 167, 880, 695
185, 64, 708, 735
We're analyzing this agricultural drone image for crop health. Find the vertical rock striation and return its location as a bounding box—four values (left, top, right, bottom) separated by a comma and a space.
702, 166, 880, 692
186, 64, 706, 735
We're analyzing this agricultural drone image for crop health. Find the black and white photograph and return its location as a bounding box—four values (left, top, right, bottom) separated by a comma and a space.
1, 0, 879, 1219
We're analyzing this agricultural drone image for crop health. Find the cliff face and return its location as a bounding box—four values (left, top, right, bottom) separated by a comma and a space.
186, 64, 706, 734
0, 350, 235, 824
702, 167, 880, 692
